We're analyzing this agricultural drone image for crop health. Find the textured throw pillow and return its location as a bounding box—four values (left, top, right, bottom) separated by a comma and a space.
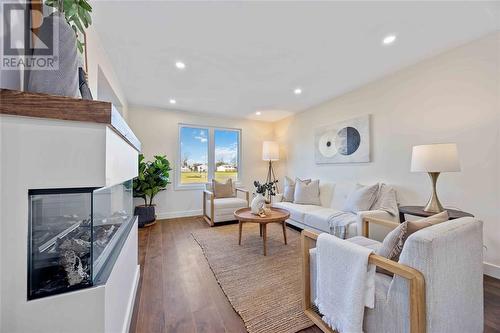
406, 211, 449, 235
377, 222, 408, 262
212, 179, 234, 198
283, 177, 311, 202
371, 184, 398, 216
377, 211, 450, 263
293, 179, 321, 205
343, 183, 379, 213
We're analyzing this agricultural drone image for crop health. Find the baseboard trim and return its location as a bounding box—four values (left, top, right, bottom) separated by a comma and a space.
484, 262, 500, 279
157, 210, 203, 220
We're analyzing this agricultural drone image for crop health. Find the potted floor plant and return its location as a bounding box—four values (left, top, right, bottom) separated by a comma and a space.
133, 154, 172, 227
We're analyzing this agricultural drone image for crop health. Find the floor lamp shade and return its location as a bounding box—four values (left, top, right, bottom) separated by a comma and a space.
262, 141, 279, 161
411, 143, 460, 213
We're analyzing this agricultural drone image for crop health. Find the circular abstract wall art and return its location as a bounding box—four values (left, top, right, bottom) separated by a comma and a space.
335, 126, 361, 155
318, 130, 338, 157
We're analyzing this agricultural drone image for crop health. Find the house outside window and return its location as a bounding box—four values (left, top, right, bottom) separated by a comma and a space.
177, 124, 241, 189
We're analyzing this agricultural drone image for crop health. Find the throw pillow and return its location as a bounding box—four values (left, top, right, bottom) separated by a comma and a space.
406, 210, 449, 235
283, 177, 311, 202
377, 222, 408, 262
371, 184, 398, 216
343, 183, 379, 213
293, 179, 321, 205
377, 211, 449, 262
212, 179, 234, 198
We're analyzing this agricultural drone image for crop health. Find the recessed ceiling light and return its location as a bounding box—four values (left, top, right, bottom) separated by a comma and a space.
256, 111, 262, 116
382, 34, 397, 45
169, 99, 176, 104
294, 88, 302, 95
175, 61, 186, 69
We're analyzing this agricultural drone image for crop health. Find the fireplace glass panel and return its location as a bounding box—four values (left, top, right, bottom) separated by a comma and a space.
28, 180, 134, 300
92, 180, 133, 278
28, 189, 93, 300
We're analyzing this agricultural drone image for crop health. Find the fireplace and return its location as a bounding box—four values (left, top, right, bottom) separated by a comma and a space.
28, 180, 134, 300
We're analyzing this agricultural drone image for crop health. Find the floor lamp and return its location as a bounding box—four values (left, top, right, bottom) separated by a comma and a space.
262, 141, 279, 200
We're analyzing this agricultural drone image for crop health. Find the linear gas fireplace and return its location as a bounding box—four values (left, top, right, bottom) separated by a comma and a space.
28, 180, 134, 300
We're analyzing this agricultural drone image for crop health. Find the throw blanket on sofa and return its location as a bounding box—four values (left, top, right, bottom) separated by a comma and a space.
315, 233, 375, 333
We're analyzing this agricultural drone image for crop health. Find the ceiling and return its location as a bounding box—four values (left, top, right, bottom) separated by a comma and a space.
92, 1, 500, 122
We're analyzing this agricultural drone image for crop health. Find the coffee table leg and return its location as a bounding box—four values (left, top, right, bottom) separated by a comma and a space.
238, 220, 242, 245
259, 224, 262, 237
282, 221, 287, 245
262, 224, 267, 256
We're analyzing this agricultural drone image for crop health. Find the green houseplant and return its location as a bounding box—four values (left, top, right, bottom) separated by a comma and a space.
133, 154, 172, 227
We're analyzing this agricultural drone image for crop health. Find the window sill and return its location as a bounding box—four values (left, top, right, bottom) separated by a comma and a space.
174, 181, 242, 192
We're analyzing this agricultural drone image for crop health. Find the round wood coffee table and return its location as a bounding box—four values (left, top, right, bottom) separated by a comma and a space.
234, 207, 290, 256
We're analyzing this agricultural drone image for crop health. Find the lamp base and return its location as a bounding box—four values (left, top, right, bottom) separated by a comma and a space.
423, 172, 445, 213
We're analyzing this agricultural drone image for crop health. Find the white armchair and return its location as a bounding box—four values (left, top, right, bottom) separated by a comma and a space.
302, 216, 484, 333
203, 184, 249, 226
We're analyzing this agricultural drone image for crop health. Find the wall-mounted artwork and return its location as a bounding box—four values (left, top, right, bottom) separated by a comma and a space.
314, 115, 370, 164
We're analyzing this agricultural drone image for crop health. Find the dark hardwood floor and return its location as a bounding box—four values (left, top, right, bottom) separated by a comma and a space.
130, 217, 500, 333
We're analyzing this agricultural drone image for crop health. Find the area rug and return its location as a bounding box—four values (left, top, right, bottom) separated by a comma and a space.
192, 223, 313, 333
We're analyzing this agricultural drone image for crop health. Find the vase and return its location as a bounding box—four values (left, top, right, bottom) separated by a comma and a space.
251, 193, 266, 215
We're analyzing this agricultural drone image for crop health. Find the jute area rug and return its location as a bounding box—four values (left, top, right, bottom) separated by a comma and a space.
192, 223, 313, 333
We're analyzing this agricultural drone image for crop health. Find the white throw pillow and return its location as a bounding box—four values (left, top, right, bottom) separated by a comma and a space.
371, 183, 398, 216
343, 183, 379, 213
283, 177, 311, 202
294, 179, 321, 205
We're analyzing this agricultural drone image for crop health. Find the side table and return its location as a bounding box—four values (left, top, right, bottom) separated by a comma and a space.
399, 205, 474, 223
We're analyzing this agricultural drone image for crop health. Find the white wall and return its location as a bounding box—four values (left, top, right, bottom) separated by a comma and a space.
85, 23, 129, 120
275, 32, 500, 273
128, 106, 275, 218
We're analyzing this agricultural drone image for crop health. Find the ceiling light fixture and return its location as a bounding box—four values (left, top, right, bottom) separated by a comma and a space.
294, 88, 302, 95
382, 34, 397, 46
256, 111, 262, 116
169, 99, 176, 104
175, 61, 186, 69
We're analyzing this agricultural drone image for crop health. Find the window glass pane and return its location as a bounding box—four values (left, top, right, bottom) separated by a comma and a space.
215, 129, 239, 182
180, 127, 208, 184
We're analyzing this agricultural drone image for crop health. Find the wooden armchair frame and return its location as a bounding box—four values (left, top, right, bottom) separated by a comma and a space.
203, 188, 249, 226
301, 216, 426, 333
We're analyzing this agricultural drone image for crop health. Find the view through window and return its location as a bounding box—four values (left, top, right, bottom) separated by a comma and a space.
179, 126, 240, 185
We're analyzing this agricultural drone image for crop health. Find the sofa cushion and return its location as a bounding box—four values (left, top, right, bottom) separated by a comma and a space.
294, 179, 321, 205
343, 183, 379, 213
273, 201, 322, 223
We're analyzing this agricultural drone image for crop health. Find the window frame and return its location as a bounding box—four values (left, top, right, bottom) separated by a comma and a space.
176, 124, 242, 191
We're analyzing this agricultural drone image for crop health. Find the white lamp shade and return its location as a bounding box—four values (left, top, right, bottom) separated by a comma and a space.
411, 143, 461, 173
262, 141, 279, 161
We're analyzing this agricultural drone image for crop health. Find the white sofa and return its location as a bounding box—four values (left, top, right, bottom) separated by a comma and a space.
273, 182, 398, 239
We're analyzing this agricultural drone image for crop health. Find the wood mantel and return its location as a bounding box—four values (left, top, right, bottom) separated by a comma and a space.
0, 89, 141, 151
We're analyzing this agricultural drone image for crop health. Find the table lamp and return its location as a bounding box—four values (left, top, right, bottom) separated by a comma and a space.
262, 141, 279, 192
411, 143, 461, 213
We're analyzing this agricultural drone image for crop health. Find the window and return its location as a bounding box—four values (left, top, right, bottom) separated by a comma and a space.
178, 125, 240, 188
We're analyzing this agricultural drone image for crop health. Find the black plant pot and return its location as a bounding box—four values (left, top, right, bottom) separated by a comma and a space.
135, 205, 156, 228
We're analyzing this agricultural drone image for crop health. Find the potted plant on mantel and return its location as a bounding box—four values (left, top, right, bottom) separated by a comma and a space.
133, 154, 172, 227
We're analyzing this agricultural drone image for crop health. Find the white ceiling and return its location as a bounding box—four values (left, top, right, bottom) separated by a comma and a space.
92, 1, 500, 122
